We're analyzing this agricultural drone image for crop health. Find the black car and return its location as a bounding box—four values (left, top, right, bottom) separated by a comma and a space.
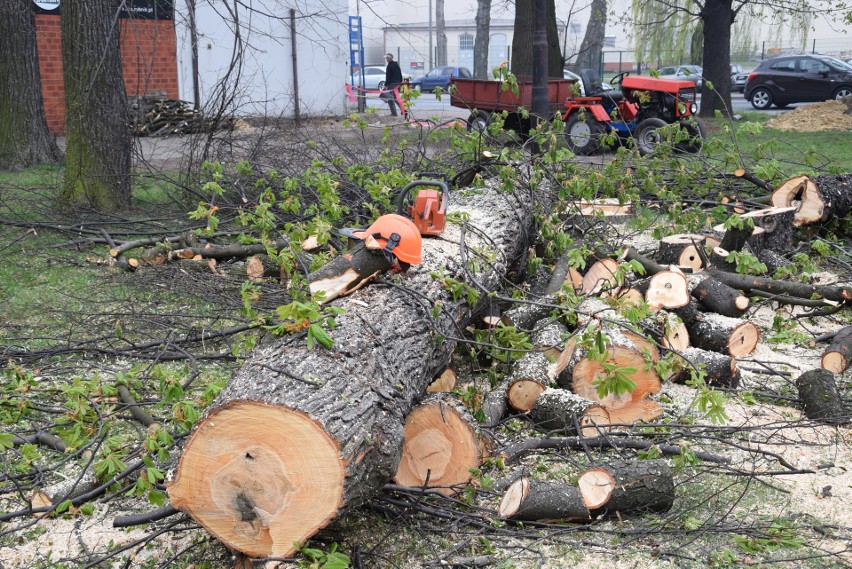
744, 55, 852, 110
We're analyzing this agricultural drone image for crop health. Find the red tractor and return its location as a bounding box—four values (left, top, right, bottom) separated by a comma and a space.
562, 70, 705, 156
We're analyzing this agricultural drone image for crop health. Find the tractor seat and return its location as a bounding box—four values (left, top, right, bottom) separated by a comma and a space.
580, 68, 624, 102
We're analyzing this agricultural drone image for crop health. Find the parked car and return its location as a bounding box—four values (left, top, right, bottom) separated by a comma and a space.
653, 65, 703, 89
744, 55, 852, 109
355, 66, 411, 91
563, 69, 615, 96
731, 68, 752, 93
411, 66, 472, 92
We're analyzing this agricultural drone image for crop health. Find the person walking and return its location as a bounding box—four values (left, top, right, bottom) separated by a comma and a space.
382, 53, 403, 117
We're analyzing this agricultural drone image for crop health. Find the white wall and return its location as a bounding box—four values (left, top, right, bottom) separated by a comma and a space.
175, 0, 350, 118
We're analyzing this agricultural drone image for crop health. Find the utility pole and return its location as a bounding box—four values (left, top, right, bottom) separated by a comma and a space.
428, 0, 433, 70
531, 0, 548, 152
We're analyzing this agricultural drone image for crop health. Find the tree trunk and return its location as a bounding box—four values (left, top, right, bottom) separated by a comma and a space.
587, 459, 675, 516
61, 0, 132, 210
0, 0, 61, 169
686, 313, 759, 357
473, 0, 492, 79
511, 0, 562, 77
698, 0, 733, 118
499, 477, 592, 521
575, 0, 606, 72
436, 0, 447, 67
167, 179, 548, 558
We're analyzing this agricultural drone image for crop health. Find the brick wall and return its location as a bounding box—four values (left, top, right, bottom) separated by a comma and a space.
35, 15, 179, 135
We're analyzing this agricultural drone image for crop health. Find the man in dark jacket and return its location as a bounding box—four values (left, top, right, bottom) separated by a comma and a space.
383, 53, 403, 116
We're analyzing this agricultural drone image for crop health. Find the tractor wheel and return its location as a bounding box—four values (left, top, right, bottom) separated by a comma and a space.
749, 87, 773, 110
675, 117, 706, 154
564, 114, 604, 155
467, 110, 492, 133
634, 117, 668, 156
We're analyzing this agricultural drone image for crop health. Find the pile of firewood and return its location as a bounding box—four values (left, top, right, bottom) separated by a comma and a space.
130, 97, 204, 136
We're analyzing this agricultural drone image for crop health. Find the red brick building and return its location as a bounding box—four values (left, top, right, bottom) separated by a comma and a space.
34, 2, 180, 134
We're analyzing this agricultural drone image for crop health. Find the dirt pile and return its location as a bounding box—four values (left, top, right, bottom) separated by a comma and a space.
765, 97, 852, 131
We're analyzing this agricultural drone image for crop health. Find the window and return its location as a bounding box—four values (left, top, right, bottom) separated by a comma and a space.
460, 68, 472, 78
459, 33, 474, 51
769, 59, 796, 72
800, 58, 829, 74
603, 36, 615, 48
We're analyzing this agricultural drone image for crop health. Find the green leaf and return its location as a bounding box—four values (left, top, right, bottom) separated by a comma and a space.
0, 433, 14, 450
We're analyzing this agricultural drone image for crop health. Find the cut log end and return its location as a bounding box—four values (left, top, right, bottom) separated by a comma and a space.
426, 368, 458, 393
394, 401, 482, 495
507, 379, 547, 413
167, 402, 346, 558
728, 321, 760, 357
577, 467, 616, 509
498, 477, 529, 518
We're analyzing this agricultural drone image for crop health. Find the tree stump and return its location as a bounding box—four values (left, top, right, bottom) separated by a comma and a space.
657, 234, 706, 270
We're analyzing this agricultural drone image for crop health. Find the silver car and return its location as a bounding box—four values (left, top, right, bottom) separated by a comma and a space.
353, 66, 412, 91
653, 65, 703, 89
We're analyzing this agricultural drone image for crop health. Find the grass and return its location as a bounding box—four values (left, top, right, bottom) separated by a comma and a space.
702, 112, 852, 173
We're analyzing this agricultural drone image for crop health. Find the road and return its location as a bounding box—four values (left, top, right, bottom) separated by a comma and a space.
364, 90, 815, 119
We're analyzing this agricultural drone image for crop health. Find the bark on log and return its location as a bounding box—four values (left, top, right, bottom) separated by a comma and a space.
671, 347, 741, 388
528, 388, 610, 436
481, 379, 510, 428
166, 178, 546, 558
821, 326, 852, 374
706, 269, 852, 305
507, 351, 552, 412
771, 174, 852, 226
498, 478, 592, 521
795, 369, 850, 424
686, 313, 759, 357
689, 275, 749, 318
740, 206, 797, 253
639, 311, 690, 352
812, 174, 852, 222
587, 459, 675, 516
657, 234, 706, 270
393, 394, 484, 494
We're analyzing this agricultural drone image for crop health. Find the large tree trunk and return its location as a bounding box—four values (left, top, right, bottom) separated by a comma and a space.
61, 0, 132, 210
473, 0, 492, 79
436, 0, 447, 67
511, 0, 562, 77
575, 0, 606, 72
167, 178, 550, 559
698, 0, 733, 118
0, 0, 61, 170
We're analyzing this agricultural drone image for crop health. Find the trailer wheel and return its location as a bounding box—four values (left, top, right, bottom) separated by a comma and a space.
467, 111, 492, 133
564, 114, 604, 155
675, 117, 705, 154
634, 117, 668, 156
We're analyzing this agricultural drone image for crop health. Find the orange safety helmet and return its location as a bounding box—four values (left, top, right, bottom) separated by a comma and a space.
352, 214, 423, 265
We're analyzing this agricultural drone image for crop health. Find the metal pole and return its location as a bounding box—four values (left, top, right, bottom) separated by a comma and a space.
356, 3, 365, 113
187, 0, 201, 110
531, 0, 548, 153
428, 0, 433, 70
290, 9, 300, 123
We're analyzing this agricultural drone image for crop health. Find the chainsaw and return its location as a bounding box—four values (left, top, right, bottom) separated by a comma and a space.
395, 179, 449, 236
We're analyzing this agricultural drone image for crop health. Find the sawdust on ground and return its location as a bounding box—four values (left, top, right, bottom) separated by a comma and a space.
765, 98, 852, 131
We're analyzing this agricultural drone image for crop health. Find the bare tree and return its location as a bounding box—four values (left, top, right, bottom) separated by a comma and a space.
0, 0, 61, 170
437, 0, 448, 66
511, 0, 563, 77
474, 0, 492, 79
575, 0, 606, 72
61, 0, 132, 209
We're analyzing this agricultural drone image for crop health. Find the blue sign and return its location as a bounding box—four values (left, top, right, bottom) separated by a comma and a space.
348, 16, 365, 88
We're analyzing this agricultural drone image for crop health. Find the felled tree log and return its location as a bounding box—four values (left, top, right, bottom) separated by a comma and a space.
426, 368, 458, 393
634, 268, 690, 310
393, 394, 483, 495
307, 239, 393, 303
528, 388, 610, 436
582, 258, 621, 295
657, 234, 706, 270
686, 313, 759, 357
689, 274, 749, 318
740, 206, 797, 253
584, 459, 675, 516
640, 311, 689, 352
771, 174, 852, 226
671, 347, 741, 388
166, 178, 546, 558
498, 478, 592, 521
706, 269, 852, 305
481, 379, 510, 428
795, 369, 850, 424
821, 326, 852, 374
507, 351, 552, 412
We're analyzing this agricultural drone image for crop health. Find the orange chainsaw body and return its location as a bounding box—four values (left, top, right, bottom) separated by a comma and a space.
407, 188, 447, 236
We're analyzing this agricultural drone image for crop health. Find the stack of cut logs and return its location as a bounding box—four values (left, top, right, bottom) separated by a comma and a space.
139, 172, 851, 560
131, 97, 204, 136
